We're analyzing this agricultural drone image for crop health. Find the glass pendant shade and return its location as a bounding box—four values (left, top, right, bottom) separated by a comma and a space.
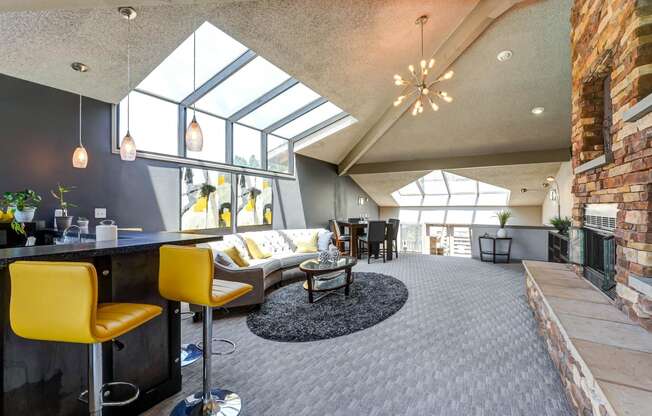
185, 115, 204, 151
72, 145, 88, 168
120, 132, 137, 161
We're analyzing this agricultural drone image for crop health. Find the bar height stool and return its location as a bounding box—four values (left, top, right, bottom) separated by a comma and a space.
159, 245, 253, 416
8, 261, 162, 416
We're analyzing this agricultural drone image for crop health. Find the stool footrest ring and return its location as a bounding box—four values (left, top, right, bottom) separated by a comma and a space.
79, 381, 140, 407
196, 338, 236, 356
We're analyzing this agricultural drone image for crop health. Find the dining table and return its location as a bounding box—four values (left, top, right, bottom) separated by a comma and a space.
337, 220, 394, 260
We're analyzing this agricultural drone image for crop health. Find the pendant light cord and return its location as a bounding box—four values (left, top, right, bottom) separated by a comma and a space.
193, 17, 197, 115
79, 94, 83, 146
420, 20, 424, 58
127, 15, 131, 133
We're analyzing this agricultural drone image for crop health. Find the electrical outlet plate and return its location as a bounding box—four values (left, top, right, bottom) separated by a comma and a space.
95, 208, 107, 219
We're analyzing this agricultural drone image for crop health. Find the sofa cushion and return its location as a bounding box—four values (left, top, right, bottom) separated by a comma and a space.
244, 237, 272, 259
295, 232, 319, 253
277, 252, 318, 269
317, 230, 333, 251
247, 258, 282, 275
223, 246, 249, 267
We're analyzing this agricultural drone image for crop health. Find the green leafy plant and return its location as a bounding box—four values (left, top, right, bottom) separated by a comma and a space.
550, 216, 572, 235
495, 210, 512, 228
50, 184, 77, 215
200, 183, 217, 227
1, 189, 42, 211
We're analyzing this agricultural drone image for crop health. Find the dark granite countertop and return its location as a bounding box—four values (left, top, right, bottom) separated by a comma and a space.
0, 231, 222, 267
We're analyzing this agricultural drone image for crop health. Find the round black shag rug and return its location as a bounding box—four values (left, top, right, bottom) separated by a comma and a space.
246, 272, 408, 342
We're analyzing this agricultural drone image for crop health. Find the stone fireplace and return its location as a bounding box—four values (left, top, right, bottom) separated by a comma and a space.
571, 0, 652, 332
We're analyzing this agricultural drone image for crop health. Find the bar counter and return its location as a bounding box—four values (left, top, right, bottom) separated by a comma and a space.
1, 231, 222, 416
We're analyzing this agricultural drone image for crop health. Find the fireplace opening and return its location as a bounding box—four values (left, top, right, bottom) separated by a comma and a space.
570, 203, 617, 299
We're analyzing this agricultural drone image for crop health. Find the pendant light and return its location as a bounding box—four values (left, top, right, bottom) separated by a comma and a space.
71, 62, 89, 168
119, 6, 137, 161
185, 20, 203, 151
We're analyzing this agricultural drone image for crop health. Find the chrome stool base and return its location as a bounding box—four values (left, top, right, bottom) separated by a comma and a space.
79, 381, 140, 407
196, 338, 236, 356
181, 343, 203, 367
171, 388, 241, 416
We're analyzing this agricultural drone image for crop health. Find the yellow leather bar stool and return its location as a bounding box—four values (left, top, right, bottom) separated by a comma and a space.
159, 245, 252, 416
9, 261, 162, 416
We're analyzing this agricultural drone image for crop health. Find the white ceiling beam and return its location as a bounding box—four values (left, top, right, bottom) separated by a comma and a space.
347, 148, 570, 175
337, 0, 526, 176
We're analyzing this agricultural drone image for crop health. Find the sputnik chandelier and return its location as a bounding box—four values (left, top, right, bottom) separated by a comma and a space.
393, 15, 454, 116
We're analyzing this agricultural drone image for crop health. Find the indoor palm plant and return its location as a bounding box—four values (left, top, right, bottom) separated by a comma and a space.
549, 216, 572, 235
495, 209, 512, 238
51, 184, 77, 230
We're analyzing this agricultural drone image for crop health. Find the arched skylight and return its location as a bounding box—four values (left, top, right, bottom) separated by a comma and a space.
391, 170, 510, 206
118, 21, 356, 175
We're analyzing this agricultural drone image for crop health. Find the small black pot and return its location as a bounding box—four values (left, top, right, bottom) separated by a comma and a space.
55, 216, 74, 231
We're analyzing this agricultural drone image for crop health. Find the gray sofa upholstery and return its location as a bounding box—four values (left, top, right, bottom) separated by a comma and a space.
197, 228, 331, 308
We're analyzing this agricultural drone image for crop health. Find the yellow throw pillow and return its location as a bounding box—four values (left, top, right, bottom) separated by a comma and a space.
295, 233, 319, 253
245, 237, 271, 259
223, 246, 249, 267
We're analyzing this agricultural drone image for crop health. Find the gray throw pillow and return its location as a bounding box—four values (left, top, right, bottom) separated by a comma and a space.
317, 230, 333, 251
214, 250, 238, 268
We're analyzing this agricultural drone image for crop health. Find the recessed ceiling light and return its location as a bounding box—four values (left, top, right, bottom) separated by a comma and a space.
531, 106, 545, 115
497, 50, 513, 62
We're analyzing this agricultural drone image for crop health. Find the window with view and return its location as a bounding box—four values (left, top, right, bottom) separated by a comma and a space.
116, 21, 356, 177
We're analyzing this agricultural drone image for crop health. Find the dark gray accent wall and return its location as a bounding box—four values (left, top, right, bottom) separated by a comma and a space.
0, 74, 377, 233
0, 74, 180, 231
287, 154, 379, 228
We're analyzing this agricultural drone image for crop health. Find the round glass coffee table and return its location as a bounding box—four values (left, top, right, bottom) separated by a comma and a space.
299, 256, 357, 303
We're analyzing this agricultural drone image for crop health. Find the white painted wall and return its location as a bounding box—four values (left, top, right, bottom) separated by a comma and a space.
541, 161, 573, 224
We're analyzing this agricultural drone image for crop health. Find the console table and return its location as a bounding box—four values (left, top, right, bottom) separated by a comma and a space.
478, 235, 512, 263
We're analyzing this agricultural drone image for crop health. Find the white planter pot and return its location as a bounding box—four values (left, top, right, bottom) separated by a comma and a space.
13, 207, 36, 223
497, 227, 507, 238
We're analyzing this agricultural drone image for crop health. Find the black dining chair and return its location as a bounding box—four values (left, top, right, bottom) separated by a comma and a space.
329, 219, 350, 254
358, 221, 386, 263
388, 218, 400, 259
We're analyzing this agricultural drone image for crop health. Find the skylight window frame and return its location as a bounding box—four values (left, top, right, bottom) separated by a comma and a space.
113, 22, 355, 178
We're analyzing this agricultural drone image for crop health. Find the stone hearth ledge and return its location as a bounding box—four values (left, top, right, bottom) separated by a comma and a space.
523, 260, 652, 416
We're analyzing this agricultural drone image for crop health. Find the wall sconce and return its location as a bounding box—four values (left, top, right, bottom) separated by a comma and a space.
357, 196, 368, 206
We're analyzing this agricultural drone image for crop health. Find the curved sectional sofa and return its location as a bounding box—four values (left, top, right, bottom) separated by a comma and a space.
198, 228, 332, 307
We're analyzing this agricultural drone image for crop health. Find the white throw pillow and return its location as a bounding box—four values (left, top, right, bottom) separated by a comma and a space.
317, 230, 333, 251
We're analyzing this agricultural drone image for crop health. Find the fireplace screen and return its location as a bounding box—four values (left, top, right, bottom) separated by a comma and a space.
569, 227, 616, 299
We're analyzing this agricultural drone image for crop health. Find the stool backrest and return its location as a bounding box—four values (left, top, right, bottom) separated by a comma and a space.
367, 221, 386, 243
159, 245, 214, 306
9, 261, 99, 343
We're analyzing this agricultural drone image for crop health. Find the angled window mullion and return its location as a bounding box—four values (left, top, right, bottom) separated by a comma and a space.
291, 112, 348, 142
263, 97, 327, 133
288, 139, 295, 175
261, 131, 268, 170
178, 105, 187, 157
180, 49, 257, 107
229, 78, 298, 122
226, 121, 233, 165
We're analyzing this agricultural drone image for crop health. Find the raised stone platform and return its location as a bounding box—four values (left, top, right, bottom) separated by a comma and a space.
524, 260, 652, 416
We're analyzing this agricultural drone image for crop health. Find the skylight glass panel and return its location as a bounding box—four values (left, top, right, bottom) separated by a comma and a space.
239, 83, 320, 129
474, 210, 500, 225
398, 182, 421, 195
422, 195, 449, 206
272, 102, 342, 139
119, 91, 178, 155
420, 210, 446, 223
448, 194, 477, 205
136, 22, 247, 102
444, 172, 477, 194
445, 210, 474, 224
185, 111, 226, 163
233, 123, 261, 168
398, 209, 420, 223
195, 57, 291, 117
422, 170, 448, 194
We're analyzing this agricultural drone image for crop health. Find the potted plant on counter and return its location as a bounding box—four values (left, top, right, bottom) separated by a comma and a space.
495, 209, 512, 238
1, 189, 42, 223
51, 184, 77, 230
549, 216, 572, 235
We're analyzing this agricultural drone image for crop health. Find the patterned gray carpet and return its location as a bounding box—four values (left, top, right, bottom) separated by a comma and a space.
144, 254, 572, 416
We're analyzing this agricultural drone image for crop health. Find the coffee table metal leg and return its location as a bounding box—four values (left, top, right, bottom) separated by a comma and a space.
345, 268, 351, 296
307, 272, 314, 303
